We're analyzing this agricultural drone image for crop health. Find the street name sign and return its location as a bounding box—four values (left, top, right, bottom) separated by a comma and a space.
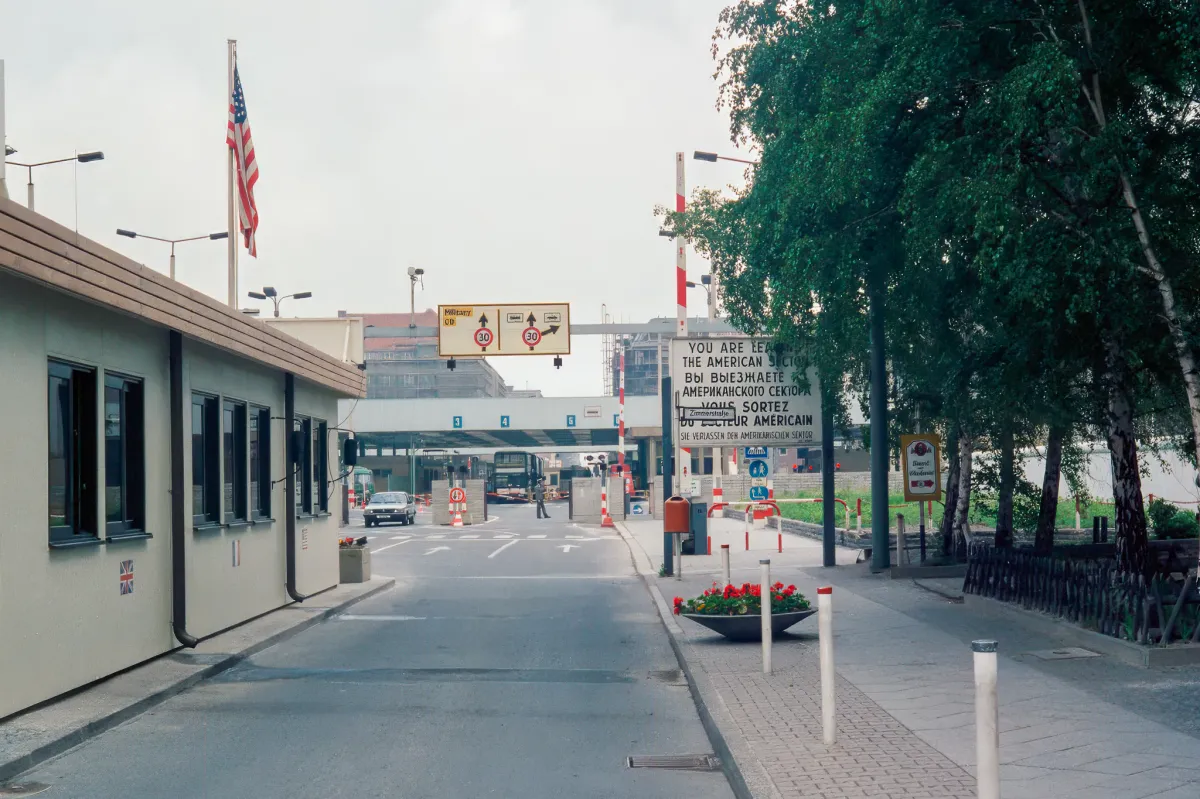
901, 434, 943, 501
744, 447, 768, 459
670, 337, 821, 448
438, 303, 571, 357
679, 406, 737, 422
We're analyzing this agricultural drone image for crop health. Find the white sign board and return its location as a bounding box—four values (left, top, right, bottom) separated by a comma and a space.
438, 303, 571, 357
670, 337, 821, 448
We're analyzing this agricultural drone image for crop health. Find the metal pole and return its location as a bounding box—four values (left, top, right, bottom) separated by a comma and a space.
26, 172, 34, 212
661, 375, 674, 575
674, 533, 682, 581
760, 559, 772, 674
818, 586, 835, 744
0, 60, 7, 201
972, 640, 1000, 799
226, 39, 238, 308
822, 383, 836, 567
619, 343, 626, 497
721, 544, 730, 586
917, 405, 926, 562
409, 277, 416, 328
869, 277, 890, 571
896, 513, 906, 567
169, 243, 176, 281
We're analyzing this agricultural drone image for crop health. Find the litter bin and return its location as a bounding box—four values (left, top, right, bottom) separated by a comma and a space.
684, 501, 708, 555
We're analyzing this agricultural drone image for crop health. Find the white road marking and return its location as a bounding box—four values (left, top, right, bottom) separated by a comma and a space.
559, 545, 579, 553
527, 535, 547, 539
427, 534, 446, 540
339, 614, 426, 621
430, 575, 634, 580
565, 535, 584, 540
424, 546, 451, 555
492, 534, 515, 539
488, 539, 520, 559
371, 540, 413, 554
390, 535, 410, 540
459, 534, 480, 539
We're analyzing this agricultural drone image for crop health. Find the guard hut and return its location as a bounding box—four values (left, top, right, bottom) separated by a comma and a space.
0, 198, 365, 719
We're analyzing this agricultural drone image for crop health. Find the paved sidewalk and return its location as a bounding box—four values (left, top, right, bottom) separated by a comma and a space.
0, 577, 394, 782
621, 516, 1200, 799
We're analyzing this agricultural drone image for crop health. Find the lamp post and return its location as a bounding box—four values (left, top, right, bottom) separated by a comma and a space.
6, 151, 104, 212
246, 286, 312, 318
116, 229, 228, 281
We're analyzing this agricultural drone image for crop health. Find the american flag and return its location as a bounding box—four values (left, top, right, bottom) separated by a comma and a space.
119, 560, 134, 595
227, 65, 259, 257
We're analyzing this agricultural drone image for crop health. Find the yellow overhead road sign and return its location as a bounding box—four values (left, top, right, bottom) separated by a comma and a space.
438, 303, 571, 357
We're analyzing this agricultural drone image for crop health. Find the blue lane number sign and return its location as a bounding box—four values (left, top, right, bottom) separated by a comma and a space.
749, 485, 769, 501
500, 415, 511, 428
744, 446, 768, 459
566, 414, 576, 428
613, 414, 620, 427
453, 416, 463, 429
748, 460, 770, 478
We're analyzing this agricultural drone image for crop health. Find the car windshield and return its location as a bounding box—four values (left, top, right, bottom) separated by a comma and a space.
370, 493, 407, 505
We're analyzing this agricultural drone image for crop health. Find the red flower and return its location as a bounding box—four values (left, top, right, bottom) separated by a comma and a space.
773, 581, 784, 590
784, 586, 795, 596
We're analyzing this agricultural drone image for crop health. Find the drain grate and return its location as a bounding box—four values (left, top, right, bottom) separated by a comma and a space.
0, 783, 50, 797
627, 755, 721, 771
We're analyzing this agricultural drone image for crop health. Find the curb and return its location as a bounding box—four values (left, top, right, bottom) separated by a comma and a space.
615, 522, 765, 799
0, 578, 395, 783
911, 578, 965, 604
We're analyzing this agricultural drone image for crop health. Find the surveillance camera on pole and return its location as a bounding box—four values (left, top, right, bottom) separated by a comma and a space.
408, 267, 425, 328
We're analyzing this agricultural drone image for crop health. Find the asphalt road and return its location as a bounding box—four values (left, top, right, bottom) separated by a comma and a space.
20, 502, 733, 799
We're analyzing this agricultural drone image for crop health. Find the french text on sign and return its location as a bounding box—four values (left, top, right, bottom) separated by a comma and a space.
671, 337, 822, 448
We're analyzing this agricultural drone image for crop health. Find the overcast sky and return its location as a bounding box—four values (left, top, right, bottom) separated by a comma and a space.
2, 0, 753, 395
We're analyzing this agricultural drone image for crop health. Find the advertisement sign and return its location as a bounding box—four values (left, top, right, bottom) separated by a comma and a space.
901, 434, 942, 502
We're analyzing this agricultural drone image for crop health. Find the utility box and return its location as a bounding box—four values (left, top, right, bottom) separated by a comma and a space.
685, 501, 708, 555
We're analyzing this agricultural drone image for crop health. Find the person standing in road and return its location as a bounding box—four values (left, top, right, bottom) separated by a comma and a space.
534, 478, 550, 519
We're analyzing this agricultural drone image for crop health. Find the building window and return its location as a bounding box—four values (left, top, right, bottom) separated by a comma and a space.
104, 374, 145, 536
48, 361, 98, 543
249, 405, 271, 519
223, 400, 248, 523
314, 420, 328, 513
295, 416, 313, 515
192, 394, 220, 525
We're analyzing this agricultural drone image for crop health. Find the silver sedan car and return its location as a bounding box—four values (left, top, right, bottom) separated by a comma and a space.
364, 491, 416, 527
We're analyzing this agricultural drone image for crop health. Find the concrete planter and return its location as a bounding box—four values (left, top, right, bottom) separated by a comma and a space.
681, 609, 816, 641
339, 546, 371, 584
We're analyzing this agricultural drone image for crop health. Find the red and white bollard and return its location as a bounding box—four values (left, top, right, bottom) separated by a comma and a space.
778, 532, 783, 553
818, 586, 835, 744
600, 480, 614, 528
745, 529, 749, 551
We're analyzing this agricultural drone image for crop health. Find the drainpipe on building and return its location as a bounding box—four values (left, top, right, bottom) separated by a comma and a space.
169, 331, 199, 647
284, 372, 308, 602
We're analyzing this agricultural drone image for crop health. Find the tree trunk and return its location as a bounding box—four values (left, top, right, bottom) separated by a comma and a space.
953, 433, 974, 559
995, 426, 1015, 548
1104, 335, 1150, 574
1034, 426, 1065, 555
940, 427, 960, 556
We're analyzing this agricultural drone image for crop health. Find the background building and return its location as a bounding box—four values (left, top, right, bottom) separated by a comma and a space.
344, 311, 523, 399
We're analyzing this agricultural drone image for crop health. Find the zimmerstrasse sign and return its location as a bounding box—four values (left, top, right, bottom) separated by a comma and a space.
669, 336, 822, 448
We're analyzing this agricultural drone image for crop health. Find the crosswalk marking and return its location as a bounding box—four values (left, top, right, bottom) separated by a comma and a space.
493, 534, 515, 539
528, 535, 547, 539
390, 535, 410, 540
460, 534, 480, 539
427, 535, 445, 540
565, 535, 584, 540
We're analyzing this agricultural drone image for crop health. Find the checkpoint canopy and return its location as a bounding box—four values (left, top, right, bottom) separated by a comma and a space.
669, 336, 821, 448
438, 303, 571, 357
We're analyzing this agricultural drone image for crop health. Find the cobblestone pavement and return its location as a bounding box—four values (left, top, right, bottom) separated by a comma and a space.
622, 517, 1200, 799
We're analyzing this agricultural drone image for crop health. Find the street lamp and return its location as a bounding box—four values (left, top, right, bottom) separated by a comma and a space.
693, 150, 759, 165
115, 228, 228, 281
685, 274, 713, 309
5, 151, 104, 212
247, 286, 312, 318
407, 267, 425, 329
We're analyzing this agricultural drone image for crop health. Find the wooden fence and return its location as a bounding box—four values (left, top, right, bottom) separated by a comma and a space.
963, 544, 1200, 645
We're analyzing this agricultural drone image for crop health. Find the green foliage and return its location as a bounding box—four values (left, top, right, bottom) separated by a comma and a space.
1146, 498, 1181, 535
673, 581, 810, 617
1161, 511, 1199, 540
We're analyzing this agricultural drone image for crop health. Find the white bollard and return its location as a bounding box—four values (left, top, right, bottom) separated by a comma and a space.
895, 513, 906, 567
674, 533, 682, 581
721, 544, 731, 586
817, 586, 835, 745
972, 640, 1000, 799
760, 559, 772, 674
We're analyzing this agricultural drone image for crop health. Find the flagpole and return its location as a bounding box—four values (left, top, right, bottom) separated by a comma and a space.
226, 39, 238, 306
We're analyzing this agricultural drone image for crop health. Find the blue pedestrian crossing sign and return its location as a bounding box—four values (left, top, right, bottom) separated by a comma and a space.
748, 460, 770, 478
744, 446, 768, 459
453, 416, 463, 429
749, 485, 769, 501
500, 415, 511, 428
566, 414, 576, 428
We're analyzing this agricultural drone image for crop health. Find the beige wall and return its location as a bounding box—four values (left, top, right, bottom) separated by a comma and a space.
261, 317, 364, 366
0, 273, 341, 718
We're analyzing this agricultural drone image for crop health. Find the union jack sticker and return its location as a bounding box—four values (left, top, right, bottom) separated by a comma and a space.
119, 560, 134, 595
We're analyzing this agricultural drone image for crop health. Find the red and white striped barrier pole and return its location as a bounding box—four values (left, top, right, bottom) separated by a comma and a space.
856, 497, 863, 533
601, 476, 614, 528
675, 152, 688, 339
618, 346, 628, 506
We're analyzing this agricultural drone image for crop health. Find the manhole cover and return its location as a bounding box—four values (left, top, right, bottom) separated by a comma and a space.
1028, 647, 1100, 661
627, 755, 720, 771
0, 783, 50, 797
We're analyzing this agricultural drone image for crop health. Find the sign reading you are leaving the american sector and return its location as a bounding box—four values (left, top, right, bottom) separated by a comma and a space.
669, 337, 821, 448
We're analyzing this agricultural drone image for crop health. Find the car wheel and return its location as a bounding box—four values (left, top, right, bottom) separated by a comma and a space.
365, 519, 373, 528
